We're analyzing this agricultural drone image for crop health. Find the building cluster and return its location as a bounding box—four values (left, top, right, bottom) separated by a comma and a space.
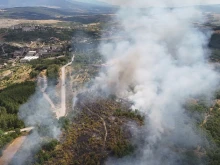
0, 35, 73, 64
20, 51, 39, 63
19, 45, 65, 63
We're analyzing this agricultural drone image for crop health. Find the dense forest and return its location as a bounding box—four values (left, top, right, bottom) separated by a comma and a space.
30, 57, 69, 84
30, 57, 69, 71
4, 29, 74, 42
3, 27, 101, 43
0, 81, 35, 154
73, 51, 103, 66
46, 64, 60, 85
0, 81, 36, 131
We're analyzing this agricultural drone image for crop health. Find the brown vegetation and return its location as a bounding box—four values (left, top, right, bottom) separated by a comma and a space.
38, 94, 144, 165
0, 19, 62, 29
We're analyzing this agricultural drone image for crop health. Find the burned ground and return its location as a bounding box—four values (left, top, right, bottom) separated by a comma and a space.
35, 93, 144, 165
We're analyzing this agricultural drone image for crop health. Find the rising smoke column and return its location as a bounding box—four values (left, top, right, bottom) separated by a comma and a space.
94, 0, 220, 165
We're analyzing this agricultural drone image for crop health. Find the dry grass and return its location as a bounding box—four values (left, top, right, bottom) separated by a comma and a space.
0, 65, 32, 89
0, 19, 63, 28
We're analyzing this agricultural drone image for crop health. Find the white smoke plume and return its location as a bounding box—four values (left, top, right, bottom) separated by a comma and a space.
10, 87, 61, 165
93, 0, 220, 164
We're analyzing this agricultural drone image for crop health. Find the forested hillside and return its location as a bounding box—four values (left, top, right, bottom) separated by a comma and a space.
0, 81, 35, 131
0, 81, 36, 156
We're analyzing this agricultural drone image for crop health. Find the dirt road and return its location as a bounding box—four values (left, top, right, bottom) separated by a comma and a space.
57, 55, 74, 118
37, 55, 74, 118
38, 76, 56, 109
4, 127, 34, 135
0, 136, 27, 165
0, 56, 75, 164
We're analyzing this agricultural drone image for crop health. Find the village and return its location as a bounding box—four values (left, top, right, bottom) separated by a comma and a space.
0, 22, 101, 68
0, 40, 71, 68
0, 21, 120, 70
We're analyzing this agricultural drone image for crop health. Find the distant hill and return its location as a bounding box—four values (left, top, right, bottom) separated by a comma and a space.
199, 4, 220, 14
0, 7, 114, 23
0, 7, 74, 20
0, 0, 116, 14
0, 0, 83, 8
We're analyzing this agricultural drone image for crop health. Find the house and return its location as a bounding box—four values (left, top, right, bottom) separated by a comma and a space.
20, 50, 39, 63
20, 56, 39, 63
26, 51, 37, 56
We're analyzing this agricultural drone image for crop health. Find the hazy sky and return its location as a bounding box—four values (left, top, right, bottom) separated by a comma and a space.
78, 0, 220, 5
73, 0, 104, 4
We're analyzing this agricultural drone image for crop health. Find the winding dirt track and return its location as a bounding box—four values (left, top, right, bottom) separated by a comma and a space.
38, 55, 74, 118
39, 76, 56, 109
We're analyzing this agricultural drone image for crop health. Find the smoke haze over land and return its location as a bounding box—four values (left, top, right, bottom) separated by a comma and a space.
99, 0, 220, 6
11, 88, 60, 165
93, 0, 220, 164
6, 0, 220, 164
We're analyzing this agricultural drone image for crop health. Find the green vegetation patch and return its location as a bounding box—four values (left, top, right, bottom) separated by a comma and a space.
34, 139, 60, 165
0, 81, 36, 114
0, 130, 21, 156
188, 95, 220, 165
4, 28, 74, 42
0, 81, 35, 131
30, 57, 69, 79
205, 103, 220, 165
46, 64, 60, 85
210, 49, 220, 62
114, 109, 145, 124
74, 51, 103, 65
30, 57, 69, 71
0, 81, 35, 152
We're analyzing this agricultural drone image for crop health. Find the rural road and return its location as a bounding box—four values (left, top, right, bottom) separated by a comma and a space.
38, 76, 56, 109
4, 127, 34, 135
0, 55, 75, 164
57, 55, 74, 118
38, 54, 74, 118
0, 136, 27, 165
